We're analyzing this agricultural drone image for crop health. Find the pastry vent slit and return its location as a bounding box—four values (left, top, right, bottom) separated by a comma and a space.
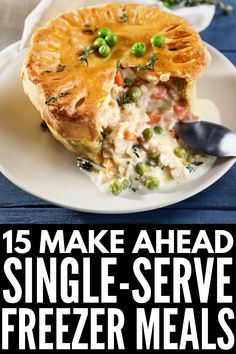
162, 24, 181, 33
106, 9, 115, 21
168, 45, 192, 52
75, 97, 86, 109
169, 34, 192, 40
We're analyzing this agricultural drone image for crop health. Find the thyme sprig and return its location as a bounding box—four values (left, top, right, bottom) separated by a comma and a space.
44, 64, 66, 74
77, 157, 93, 172
79, 46, 95, 66
186, 160, 204, 173
119, 11, 129, 23
45, 91, 72, 105
132, 144, 141, 158
45, 96, 57, 105
82, 23, 97, 34
117, 92, 133, 106
59, 90, 72, 97
57, 64, 66, 72
192, 161, 204, 167
136, 54, 158, 72
77, 157, 105, 172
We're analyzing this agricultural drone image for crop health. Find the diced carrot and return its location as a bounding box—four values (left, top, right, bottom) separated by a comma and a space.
182, 111, 193, 121
124, 130, 138, 141
147, 112, 161, 125
170, 129, 179, 140
174, 105, 193, 121
174, 105, 185, 115
114, 71, 124, 87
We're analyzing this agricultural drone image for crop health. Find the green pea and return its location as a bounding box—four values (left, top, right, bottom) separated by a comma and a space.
98, 27, 112, 38
99, 44, 111, 58
163, 1, 171, 7
109, 179, 123, 195
124, 78, 134, 87
151, 34, 165, 48
165, 0, 181, 5
131, 42, 147, 57
154, 125, 163, 134
163, 0, 176, 8
105, 33, 118, 47
122, 178, 129, 190
135, 163, 148, 176
148, 152, 159, 161
128, 86, 143, 101
224, 4, 233, 15
174, 148, 186, 158
94, 37, 106, 48
145, 177, 160, 190
142, 128, 153, 141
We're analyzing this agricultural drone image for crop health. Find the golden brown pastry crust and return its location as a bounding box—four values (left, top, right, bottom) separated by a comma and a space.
22, 3, 211, 161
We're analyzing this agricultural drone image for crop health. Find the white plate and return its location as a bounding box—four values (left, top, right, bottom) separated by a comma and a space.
0, 42, 235, 214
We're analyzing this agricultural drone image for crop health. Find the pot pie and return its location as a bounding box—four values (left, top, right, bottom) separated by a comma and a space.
22, 3, 213, 195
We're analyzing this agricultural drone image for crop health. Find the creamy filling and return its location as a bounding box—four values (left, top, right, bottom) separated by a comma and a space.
79, 69, 215, 195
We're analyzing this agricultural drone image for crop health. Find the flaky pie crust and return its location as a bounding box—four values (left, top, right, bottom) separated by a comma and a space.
22, 3, 211, 163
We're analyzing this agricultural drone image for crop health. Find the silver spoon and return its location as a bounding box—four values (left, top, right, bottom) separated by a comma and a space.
175, 121, 236, 157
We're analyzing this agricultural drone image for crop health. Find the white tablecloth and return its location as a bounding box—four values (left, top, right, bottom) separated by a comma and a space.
0, 0, 40, 50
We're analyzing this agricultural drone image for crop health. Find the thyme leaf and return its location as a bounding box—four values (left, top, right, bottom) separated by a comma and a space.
137, 55, 158, 72
186, 164, 194, 173
57, 64, 66, 72
59, 90, 72, 97
116, 60, 122, 69
45, 91, 72, 105
79, 46, 94, 66
45, 97, 57, 105
82, 23, 97, 34
77, 157, 93, 172
132, 144, 141, 158
119, 11, 129, 23
186, 161, 203, 173
44, 65, 66, 74
192, 161, 204, 167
